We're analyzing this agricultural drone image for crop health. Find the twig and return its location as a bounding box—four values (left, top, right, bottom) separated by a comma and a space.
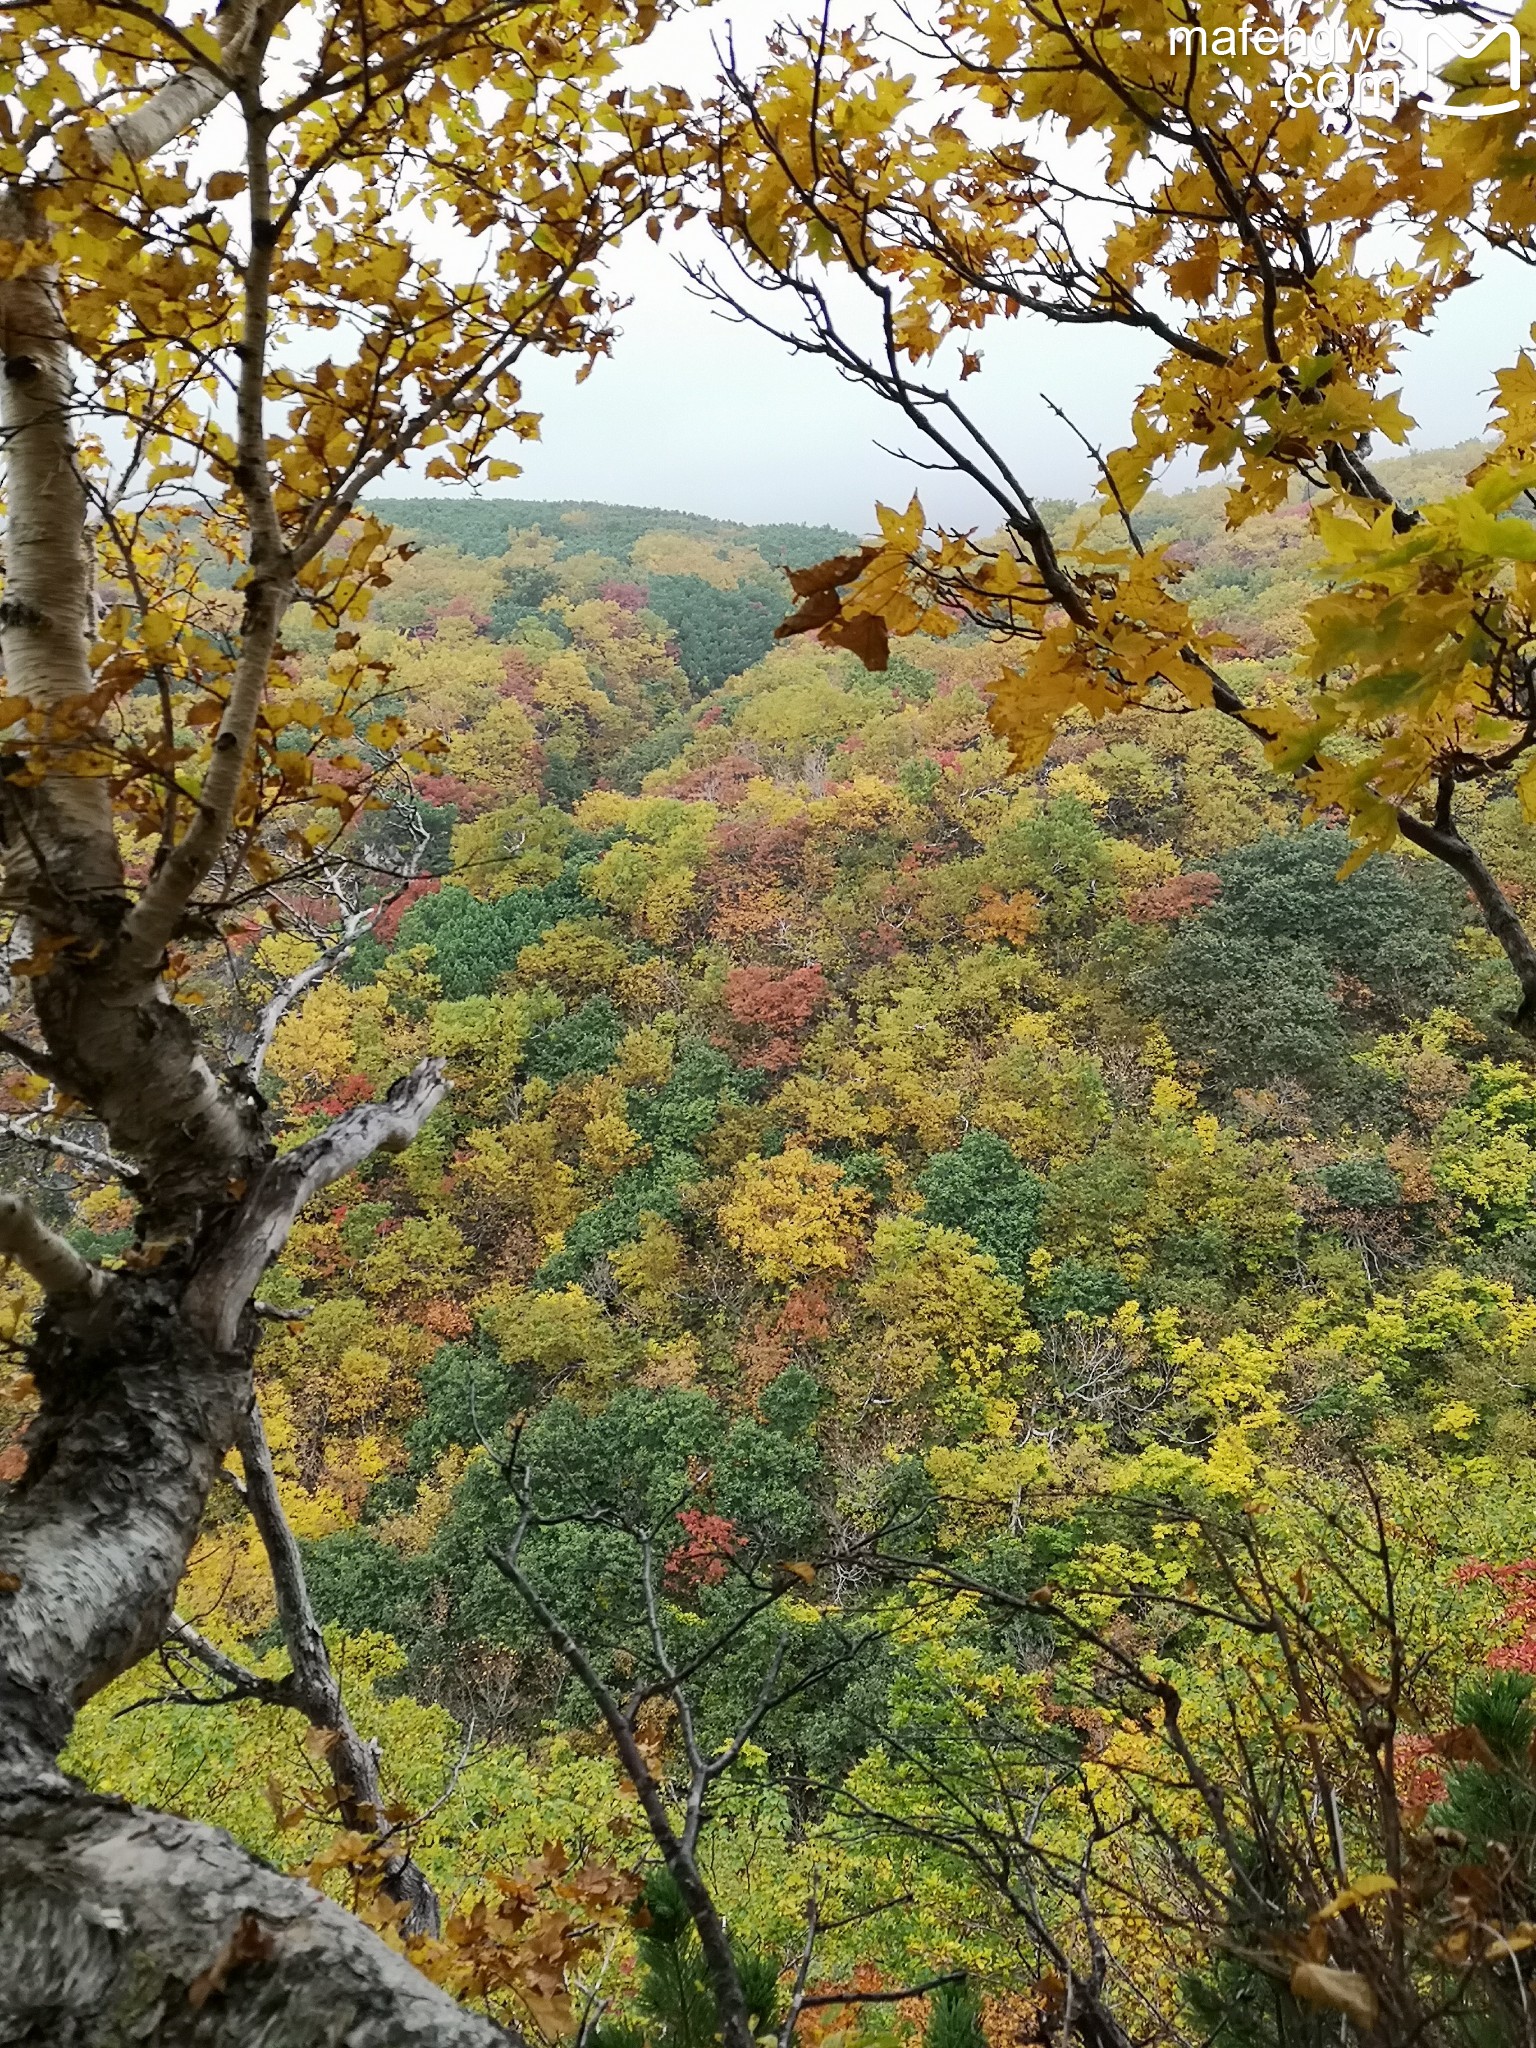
798, 1973, 966, 2009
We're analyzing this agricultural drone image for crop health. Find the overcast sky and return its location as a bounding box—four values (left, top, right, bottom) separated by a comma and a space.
384, 231, 1534, 532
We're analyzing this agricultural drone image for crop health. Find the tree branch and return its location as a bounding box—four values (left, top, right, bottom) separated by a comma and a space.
241, 903, 374, 1086
84, 0, 269, 168
0, 1033, 77, 1094
183, 1056, 446, 1350
235, 1394, 441, 1935
494, 1508, 758, 2048
0, 1194, 105, 1301
165, 1612, 299, 1710
798, 1973, 966, 2010
118, 48, 294, 976
0, 1112, 131, 1180
0, 1793, 503, 2046
240, 851, 428, 1084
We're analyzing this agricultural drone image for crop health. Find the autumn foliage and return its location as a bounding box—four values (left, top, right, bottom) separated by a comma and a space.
17, 3, 1536, 2044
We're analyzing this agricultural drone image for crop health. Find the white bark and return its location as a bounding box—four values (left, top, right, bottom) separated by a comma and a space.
0, 197, 121, 906
244, 903, 375, 1085
0, 1109, 131, 1178
0, 1067, 444, 1793
0, 50, 272, 1221
0, 14, 525, 2042
0, 1792, 505, 2046
27, 974, 270, 1238
85, 0, 266, 170
0, 1194, 104, 1301
166, 1611, 298, 1709
0, 1286, 244, 1791
185, 1058, 447, 1349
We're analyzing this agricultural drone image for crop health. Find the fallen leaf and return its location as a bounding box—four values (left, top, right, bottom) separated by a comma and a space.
0, 1444, 26, 1483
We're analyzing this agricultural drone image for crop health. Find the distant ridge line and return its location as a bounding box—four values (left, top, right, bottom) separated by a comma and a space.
364, 495, 859, 568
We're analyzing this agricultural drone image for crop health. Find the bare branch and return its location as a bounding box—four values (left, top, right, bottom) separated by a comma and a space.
184, 1057, 447, 1349
0, 1112, 131, 1180
798, 1974, 966, 2011
777, 1900, 821, 2048
494, 1512, 759, 2048
0, 1033, 77, 1094
165, 1613, 298, 1710
235, 1394, 441, 1935
240, 846, 428, 1084
241, 901, 374, 1086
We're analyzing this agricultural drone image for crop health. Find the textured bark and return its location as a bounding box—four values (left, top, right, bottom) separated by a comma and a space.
1395, 801, 1536, 1028
0, 6, 291, 1232
0, 200, 121, 909
87, 0, 262, 171
0, 1195, 104, 1302
0, 1283, 247, 1792
184, 1059, 446, 1350
0, 1124, 482, 2037
28, 967, 270, 1237
0, 210, 272, 1231
0, 1059, 446, 1785
0, 1791, 504, 2047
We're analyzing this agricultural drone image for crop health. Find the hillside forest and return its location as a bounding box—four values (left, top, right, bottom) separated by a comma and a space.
13, 444, 1536, 2043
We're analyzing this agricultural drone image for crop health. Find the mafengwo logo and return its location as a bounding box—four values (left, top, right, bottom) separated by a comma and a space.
1167, 7, 1528, 124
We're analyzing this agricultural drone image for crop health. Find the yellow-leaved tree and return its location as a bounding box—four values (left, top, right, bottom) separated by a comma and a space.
0, 3, 680, 2037
696, 0, 1536, 1021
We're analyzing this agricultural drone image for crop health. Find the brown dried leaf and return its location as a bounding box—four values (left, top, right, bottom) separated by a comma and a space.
783, 547, 877, 599
1434, 1724, 1502, 1772
263, 1777, 307, 1831
774, 587, 844, 641
824, 609, 889, 671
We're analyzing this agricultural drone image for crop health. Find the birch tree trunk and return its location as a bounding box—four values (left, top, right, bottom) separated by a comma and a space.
2, 1795, 500, 2046
0, 19, 492, 2036
0, 1070, 504, 2042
